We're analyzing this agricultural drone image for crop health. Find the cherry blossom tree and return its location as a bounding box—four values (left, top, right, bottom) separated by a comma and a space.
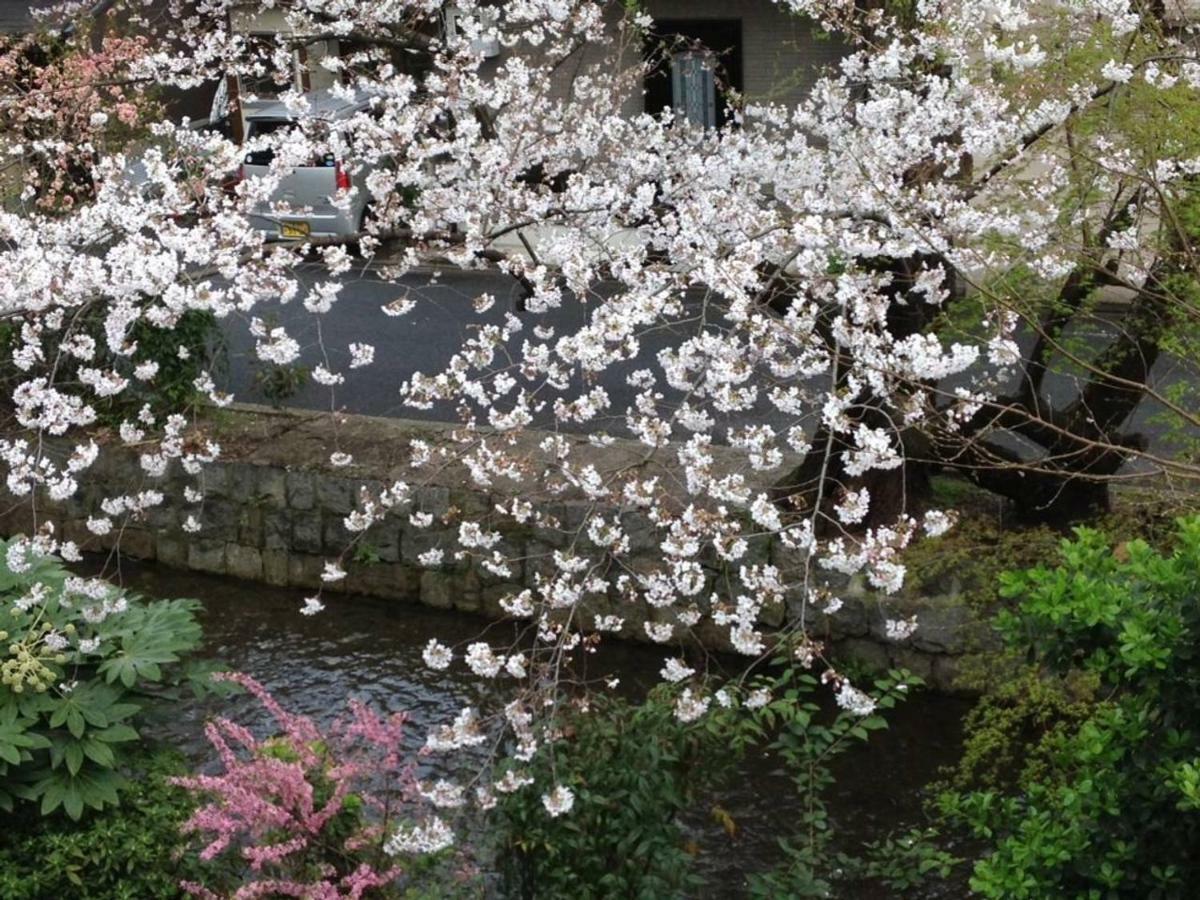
1, 0, 1199, 850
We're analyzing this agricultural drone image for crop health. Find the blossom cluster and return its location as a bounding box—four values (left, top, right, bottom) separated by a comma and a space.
1, 0, 1193, 835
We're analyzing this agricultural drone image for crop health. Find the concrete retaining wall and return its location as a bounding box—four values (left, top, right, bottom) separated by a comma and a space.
1, 406, 993, 691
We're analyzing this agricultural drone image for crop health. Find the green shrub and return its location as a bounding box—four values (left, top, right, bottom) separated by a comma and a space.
495, 684, 757, 899
119, 310, 224, 419
0, 537, 215, 818
934, 667, 1097, 796
0, 749, 209, 900
747, 668, 917, 898
495, 666, 919, 899
0, 307, 221, 426
937, 517, 1200, 898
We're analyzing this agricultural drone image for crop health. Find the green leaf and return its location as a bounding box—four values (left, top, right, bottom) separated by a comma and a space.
63, 783, 84, 820
66, 708, 86, 740
40, 779, 65, 816
82, 739, 115, 768
94, 723, 139, 744
64, 741, 84, 776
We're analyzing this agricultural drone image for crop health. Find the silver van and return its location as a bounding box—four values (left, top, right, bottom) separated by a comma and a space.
238, 91, 374, 239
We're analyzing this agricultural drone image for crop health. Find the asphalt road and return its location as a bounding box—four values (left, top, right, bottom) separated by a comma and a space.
217, 262, 1197, 465
219, 262, 802, 439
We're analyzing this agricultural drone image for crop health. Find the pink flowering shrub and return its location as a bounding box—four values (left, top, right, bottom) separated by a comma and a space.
0, 18, 160, 211
173, 673, 423, 899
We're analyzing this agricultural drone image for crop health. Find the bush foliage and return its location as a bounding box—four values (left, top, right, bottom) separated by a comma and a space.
0, 750, 209, 900
0, 538, 212, 818
937, 517, 1200, 898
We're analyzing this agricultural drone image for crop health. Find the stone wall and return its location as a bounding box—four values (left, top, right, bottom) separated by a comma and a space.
1, 406, 993, 691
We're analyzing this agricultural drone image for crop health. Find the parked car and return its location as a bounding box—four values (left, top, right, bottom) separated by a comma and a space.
237, 90, 375, 239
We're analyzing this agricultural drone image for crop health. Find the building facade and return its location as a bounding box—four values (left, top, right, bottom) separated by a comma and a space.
225, 1, 846, 139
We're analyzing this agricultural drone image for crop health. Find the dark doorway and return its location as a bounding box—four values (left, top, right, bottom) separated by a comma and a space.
645, 19, 744, 127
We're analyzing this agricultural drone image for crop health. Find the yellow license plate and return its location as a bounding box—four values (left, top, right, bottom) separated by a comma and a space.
280, 221, 310, 238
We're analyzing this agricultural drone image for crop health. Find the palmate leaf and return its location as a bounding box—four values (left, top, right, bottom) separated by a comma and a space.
0, 717, 51, 766
0, 537, 70, 596
53, 737, 118, 775
0, 549, 207, 816
1, 688, 55, 721
33, 767, 125, 819
46, 682, 141, 740
93, 723, 140, 743
98, 598, 205, 688
63, 740, 83, 775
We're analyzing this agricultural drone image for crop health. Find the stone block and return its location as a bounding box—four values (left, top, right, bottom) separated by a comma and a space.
285, 470, 317, 510
472, 538, 524, 586
201, 501, 239, 543
447, 487, 491, 522
263, 510, 291, 551
794, 592, 869, 639
415, 485, 451, 520
453, 569, 482, 613
533, 502, 589, 548
323, 516, 352, 554
620, 511, 657, 554
834, 637, 891, 675
743, 533, 773, 567
480, 583, 523, 619
62, 518, 94, 549
419, 570, 459, 609
292, 515, 323, 554
287, 554, 324, 590
118, 528, 156, 561
263, 549, 290, 586
91, 526, 119, 553
187, 539, 226, 575
689, 618, 736, 655
226, 544, 263, 581
144, 504, 178, 533
317, 478, 354, 514
157, 536, 188, 568
522, 540, 558, 588
758, 593, 785, 628
930, 654, 967, 694
909, 603, 977, 655
400, 530, 455, 568
237, 506, 265, 546
201, 464, 230, 498
346, 562, 419, 601
226, 463, 260, 503
890, 647, 935, 684
116, 452, 145, 481
255, 467, 287, 508
367, 520, 401, 563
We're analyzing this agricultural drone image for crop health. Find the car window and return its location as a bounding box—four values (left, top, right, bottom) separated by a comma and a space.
244, 119, 294, 166
244, 118, 342, 168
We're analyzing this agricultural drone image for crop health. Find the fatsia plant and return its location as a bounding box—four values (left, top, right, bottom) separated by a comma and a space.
0, 536, 212, 818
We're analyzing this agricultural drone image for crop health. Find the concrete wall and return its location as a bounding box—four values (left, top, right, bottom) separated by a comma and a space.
2, 406, 990, 691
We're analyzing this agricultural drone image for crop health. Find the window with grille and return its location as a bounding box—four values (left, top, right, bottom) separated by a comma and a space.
645, 19, 743, 128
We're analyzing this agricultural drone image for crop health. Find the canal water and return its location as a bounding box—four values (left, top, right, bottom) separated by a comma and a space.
112, 561, 972, 898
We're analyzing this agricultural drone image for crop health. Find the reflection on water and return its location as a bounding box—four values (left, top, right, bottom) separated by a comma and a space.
111, 561, 971, 898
